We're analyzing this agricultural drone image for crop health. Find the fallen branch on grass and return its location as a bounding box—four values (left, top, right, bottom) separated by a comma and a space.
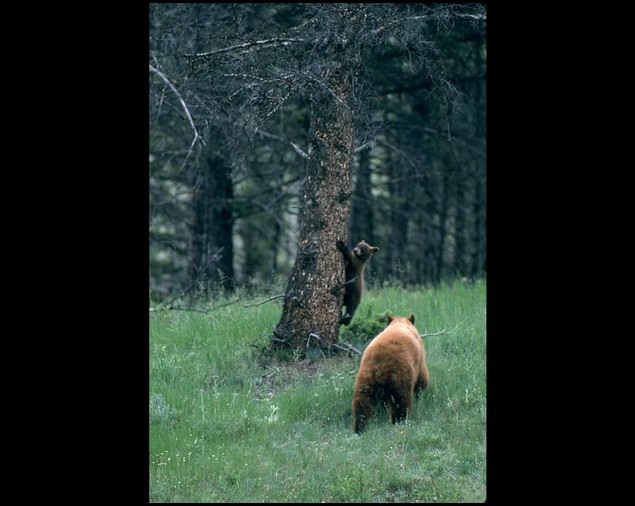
420, 329, 448, 337
420, 319, 466, 338
148, 298, 241, 313
330, 341, 361, 356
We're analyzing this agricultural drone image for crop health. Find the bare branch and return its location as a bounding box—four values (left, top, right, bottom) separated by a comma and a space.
254, 129, 310, 159
354, 141, 375, 153
420, 329, 447, 337
183, 37, 305, 59
371, 12, 486, 37
307, 75, 349, 108
160, 307, 210, 314
306, 332, 321, 349
376, 138, 415, 164
404, 13, 486, 23
459, 13, 486, 21
330, 341, 361, 356
272, 336, 289, 344
420, 319, 466, 338
150, 298, 241, 313
149, 64, 206, 159
243, 294, 285, 308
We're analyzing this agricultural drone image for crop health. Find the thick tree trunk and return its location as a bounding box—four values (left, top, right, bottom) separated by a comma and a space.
273, 66, 354, 353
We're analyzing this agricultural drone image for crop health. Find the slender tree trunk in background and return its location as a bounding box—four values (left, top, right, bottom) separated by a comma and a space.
454, 176, 467, 278
350, 148, 375, 245
207, 154, 235, 293
240, 225, 256, 291
412, 178, 427, 286
385, 157, 410, 283
188, 169, 208, 296
472, 171, 486, 278
270, 218, 281, 282
423, 165, 443, 285
187, 141, 235, 297
273, 47, 356, 352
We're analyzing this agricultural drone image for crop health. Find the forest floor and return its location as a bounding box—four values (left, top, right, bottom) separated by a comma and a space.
150, 279, 486, 502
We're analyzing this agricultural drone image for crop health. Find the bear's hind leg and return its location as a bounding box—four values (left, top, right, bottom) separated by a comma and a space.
352, 395, 374, 433
418, 362, 430, 393
387, 390, 411, 425
414, 377, 427, 400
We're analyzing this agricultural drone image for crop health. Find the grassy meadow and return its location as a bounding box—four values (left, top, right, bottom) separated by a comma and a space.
150, 279, 486, 502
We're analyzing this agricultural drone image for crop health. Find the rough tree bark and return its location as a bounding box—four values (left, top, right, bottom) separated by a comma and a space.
273, 42, 357, 353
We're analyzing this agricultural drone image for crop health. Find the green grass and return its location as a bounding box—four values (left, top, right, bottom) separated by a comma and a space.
150, 279, 486, 502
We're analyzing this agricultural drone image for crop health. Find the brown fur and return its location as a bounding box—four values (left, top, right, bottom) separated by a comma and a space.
351, 314, 430, 433
336, 239, 379, 325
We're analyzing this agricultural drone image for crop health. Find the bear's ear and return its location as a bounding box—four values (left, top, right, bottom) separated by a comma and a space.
408, 313, 415, 324
384, 311, 393, 324
370, 246, 379, 253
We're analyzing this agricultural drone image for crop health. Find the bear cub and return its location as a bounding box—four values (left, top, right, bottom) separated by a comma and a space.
352, 313, 430, 433
336, 239, 379, 325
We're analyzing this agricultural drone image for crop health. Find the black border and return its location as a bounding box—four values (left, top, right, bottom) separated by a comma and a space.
487, 2, 632, 503
4, 4, 149, 504
3, 2, 632, 504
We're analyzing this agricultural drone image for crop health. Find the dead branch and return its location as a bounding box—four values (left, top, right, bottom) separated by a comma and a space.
307, 75, 349, 108
306, 332, 326, 359
272, 331, 290, 344
420, 319, 465, 338
371, 12, 486, 37
306, 332, 321, 348
149, 298, 241, 314
183, 37, 305, 60
243, 294, 285, 308
354, 141, 375, 153
148, 305, 209, 313
330, 341, 361, 356
149, 64, 205, 160
254, 129, 309, 159
420, 329, 447, 337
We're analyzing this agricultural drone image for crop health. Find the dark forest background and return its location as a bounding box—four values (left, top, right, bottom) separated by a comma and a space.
149, 3, 486, 302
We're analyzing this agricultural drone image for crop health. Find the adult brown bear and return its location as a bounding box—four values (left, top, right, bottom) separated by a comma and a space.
351, 313, 430, 433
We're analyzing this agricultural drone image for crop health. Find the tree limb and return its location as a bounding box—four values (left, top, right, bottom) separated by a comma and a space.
330, 341, 361, 356
371, 12, 486, 37
420, 329, 448, 337
243, 294, 285, 308
354, 141, 375, 153
149, 298, 241, 313
254, 129, 310, 159
183, 37, 305, 59
149, 63, 206, 160
420, 319, 465, 338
